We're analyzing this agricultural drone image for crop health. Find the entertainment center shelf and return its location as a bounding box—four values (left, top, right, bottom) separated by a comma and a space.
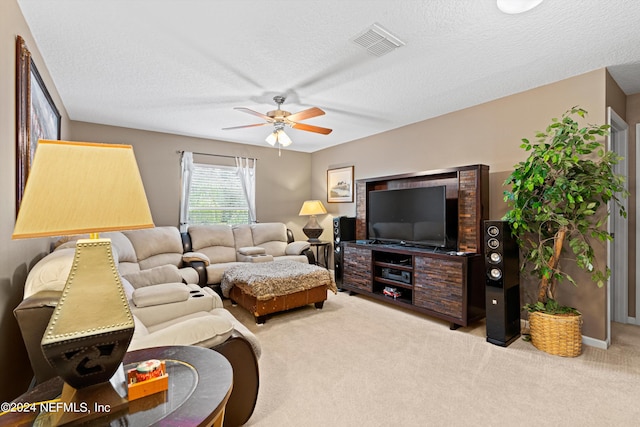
343, 243, 485, 328
342, 164, 489, 329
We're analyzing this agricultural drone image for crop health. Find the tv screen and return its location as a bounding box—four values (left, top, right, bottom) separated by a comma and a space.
367, 186, 455, 248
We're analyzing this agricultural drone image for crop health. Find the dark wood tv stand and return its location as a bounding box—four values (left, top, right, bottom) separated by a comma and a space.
343, 242, 485, 329
341, 164, 489, 329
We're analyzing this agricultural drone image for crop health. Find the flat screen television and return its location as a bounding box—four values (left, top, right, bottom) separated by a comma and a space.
367, 185, 457, 248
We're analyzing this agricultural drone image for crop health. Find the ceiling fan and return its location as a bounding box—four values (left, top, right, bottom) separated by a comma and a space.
222, 96, 332, 148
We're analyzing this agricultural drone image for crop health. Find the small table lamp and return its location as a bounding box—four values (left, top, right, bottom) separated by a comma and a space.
12, 140, 154, 425
299, 200, 327, 242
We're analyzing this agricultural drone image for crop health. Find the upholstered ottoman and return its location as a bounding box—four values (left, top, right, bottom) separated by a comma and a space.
221, 260, 337, 323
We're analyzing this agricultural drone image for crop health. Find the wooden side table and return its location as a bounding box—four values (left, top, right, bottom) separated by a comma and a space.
309, 241, 331, 268
4, 346, 233, 427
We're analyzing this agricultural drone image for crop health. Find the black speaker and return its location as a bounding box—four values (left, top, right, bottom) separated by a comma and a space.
333, 216, 356, 288
484, 220, 521, 347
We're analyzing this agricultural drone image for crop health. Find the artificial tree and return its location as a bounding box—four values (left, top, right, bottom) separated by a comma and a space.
503, 107, 627, 313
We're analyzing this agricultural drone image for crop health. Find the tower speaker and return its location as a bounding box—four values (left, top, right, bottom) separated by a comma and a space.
333, 216, 356, 288
484, 220, 521, 347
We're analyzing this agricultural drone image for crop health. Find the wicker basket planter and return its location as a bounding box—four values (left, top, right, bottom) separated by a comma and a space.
529, 311, 582, 357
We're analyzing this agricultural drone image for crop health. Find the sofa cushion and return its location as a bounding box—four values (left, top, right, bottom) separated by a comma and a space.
189, 225, 238, 263
124, 226, 184, 269
124, 265, 183, 289
102, 231, 137, 263
129, 311, 233, 352
131, 282, 189, 308
177, 267, 200, 286
251, 223, 288, 257
205, 261, 246, 285
231, 224, 254, 249
131, 314, 149, 338
118, 262, 141, 276
273, 254, 309, 264
24, 247, 75, 298
238, 246, 266, 256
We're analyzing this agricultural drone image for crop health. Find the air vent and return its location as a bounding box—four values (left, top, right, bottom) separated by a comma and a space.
352, 23, 405, 57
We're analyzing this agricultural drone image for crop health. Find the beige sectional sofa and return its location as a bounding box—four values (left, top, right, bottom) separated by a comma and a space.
185, 222, 313, 286
12, 222, 308, 426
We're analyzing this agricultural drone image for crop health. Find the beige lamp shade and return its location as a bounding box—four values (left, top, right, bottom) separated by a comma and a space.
299, 200, 327, 241
299, 200, 328, 216
13, 140, 154, 239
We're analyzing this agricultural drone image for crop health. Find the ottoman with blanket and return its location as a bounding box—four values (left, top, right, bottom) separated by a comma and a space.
221, 260, 337, 323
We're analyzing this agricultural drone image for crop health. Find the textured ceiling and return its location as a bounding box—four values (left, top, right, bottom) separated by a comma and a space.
17, 0, 640, 153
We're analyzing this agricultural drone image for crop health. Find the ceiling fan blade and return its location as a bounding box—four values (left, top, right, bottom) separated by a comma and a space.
233, 107, 273, 121
222, 123, 270, 130
290, 122, 333, 135
286, 107, 325, 122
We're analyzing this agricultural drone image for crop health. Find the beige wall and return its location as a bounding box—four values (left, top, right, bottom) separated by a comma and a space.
0, 0, 71, 401
1, 4, 635, 398
311, 69, 612, 340
69, 122, 313, 237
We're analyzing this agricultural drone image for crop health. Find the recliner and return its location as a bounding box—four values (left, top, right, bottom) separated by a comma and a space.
14, 230, 261, 426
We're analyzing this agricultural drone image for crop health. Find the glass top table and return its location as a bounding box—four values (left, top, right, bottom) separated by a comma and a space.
7, 345, 233, 427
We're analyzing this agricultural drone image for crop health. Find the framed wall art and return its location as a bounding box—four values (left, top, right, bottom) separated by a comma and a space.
327, 166, 354, 203
16, 35, 61, 214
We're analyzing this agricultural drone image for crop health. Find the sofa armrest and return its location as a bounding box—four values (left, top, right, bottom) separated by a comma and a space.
181, 252, 210, 286
123, 265, 183, 288
13, 291, 61, 384
212, 333, 260, 427
128, 314, 233, 352
130, 284, 223, 326
285, 241, 311, 255
181, 231, 193, 252
132, 282, 189, 308
183, 260, 207, 286
303, 248, 316, 264
183, 251, 210, 265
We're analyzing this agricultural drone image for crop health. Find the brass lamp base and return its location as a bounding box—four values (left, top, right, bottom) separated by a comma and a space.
41, 238, 135, 388
30, 365, 128, 426
45, 368, 128, 426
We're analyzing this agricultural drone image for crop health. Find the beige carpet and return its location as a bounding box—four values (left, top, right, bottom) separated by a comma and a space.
225, 291, 640, 427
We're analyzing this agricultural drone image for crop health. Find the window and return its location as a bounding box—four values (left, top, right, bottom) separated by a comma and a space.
187, 163, 251, 225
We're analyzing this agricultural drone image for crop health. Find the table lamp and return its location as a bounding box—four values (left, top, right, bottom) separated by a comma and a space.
12, 140, 154, 425
299, 200, 327, 242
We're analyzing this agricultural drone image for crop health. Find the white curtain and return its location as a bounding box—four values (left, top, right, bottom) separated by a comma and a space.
235, 157, 257, 223
179, 151, 194, 232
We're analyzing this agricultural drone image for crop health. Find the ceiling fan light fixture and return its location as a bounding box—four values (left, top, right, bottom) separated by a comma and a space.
265, 128, 292, 147
497, 0, 543, 14
277, 129, 292, 147
265, 131, 277, 146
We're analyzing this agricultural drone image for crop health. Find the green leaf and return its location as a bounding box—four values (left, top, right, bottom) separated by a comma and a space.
502, 107, 625, 305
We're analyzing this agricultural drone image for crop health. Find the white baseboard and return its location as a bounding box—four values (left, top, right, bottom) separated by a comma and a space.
582, 335, 608, 350
627, 316, 638, 325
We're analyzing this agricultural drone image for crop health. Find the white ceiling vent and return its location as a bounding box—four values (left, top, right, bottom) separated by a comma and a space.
352, 23, 405, 57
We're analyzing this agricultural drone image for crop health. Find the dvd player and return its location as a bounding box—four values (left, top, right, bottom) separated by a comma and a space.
381, 268, 411, 284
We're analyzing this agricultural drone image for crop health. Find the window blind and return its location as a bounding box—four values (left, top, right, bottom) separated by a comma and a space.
188, 163, 250, 225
